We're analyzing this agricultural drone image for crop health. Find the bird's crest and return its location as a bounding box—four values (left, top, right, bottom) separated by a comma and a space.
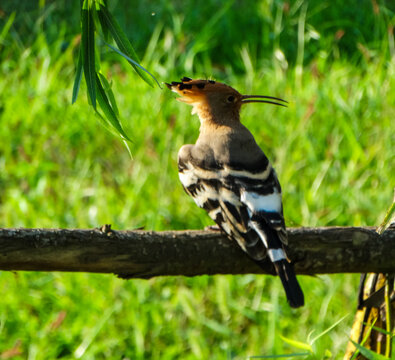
166, 77, 288, 107
165, 78, 239, 104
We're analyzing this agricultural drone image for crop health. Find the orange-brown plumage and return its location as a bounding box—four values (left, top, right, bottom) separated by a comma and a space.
166, 78, 288, 128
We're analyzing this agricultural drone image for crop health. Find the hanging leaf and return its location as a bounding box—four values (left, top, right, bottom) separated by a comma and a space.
95, 73, 131, 142
72, 47, 83, 104
81, 1, 96, 109
97, 4, 156, 87
97, 72, 119, 117
104, 42, 160, 88
97, 5, 110, 42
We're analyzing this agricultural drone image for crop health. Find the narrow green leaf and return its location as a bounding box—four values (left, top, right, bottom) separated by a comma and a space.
362, 323, 394, 337
200, 316, 232, 336
384, 278, 393, 358
103, 42, 160, 88
72, 47, 83, 104
377, 197, 395, 234
81, 4, 96, 109
74, 302, 120, 358
98, 3, 156, 87
279, 335, 313, 352
97, 5, 110, 42
94, 110, 116, 134
93, 109, 132, 157
350, 319, 378, 360
94, 35, 101, 72
95, 74, 131, 142
122, 139, 132, 159
91, 1, 109, 45
249, 353, 310, 359
309, 314, 348, 344
0, 11, 16, 44
350, 340, 390, 360
97, 72, 119, 117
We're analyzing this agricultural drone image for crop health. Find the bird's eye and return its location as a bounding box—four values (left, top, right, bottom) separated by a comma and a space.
227, 95, 235, 103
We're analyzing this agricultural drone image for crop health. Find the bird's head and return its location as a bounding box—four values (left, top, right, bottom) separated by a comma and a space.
166, 77, 287, 126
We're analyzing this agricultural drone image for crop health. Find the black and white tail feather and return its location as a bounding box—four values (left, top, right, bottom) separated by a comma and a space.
250, 215, 304, 308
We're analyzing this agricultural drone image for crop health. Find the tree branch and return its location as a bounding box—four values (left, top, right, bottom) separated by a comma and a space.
0, 227, 394, 278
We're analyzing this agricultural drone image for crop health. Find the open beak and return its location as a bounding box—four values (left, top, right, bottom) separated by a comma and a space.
241, 95, 288, 107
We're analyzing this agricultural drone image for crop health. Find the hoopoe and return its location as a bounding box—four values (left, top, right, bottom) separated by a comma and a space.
166, 77, 304, 308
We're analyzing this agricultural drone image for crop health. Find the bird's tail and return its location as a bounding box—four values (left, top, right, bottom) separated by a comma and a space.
273, 259, 304, 308
249, 221, 304, 308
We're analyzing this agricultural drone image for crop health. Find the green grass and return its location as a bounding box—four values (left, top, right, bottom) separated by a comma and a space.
0, 1, 394, 359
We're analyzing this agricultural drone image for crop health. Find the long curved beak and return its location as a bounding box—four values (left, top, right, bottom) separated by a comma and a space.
241, 95, 288, 107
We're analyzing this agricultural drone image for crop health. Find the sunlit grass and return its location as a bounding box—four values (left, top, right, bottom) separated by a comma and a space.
0, 1, 394, 358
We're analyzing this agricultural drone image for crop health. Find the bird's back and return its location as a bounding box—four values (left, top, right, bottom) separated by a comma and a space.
178, 125, 286, 260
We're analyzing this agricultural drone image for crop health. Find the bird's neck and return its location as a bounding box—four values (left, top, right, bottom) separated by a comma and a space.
194, 103, 240, 131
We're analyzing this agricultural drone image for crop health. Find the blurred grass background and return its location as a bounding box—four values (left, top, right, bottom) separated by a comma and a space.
0, 0, 394, 359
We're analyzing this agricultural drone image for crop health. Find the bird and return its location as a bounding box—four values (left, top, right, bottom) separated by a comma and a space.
166, 77, 304, 308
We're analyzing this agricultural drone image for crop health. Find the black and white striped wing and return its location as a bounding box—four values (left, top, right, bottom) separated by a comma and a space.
238, 168, 287, 245
179, 160, 248, 238
178, 157, 287, 261
237, 168, 289, 264
178, 155, 305, 307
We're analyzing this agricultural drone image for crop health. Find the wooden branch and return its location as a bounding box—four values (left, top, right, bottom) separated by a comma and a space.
0, 227, 394, 278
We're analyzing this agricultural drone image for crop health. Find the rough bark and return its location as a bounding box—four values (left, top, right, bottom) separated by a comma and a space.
0, 226, 394, 278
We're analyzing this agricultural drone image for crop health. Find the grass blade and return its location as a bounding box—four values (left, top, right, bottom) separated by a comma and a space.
0, 11, 16, 44
81, 2, 96, 109
309, 314, 348, 344
72, 47, 83, 104
74, 303, 119, 358
376, 196, 395, 234
279, 335, 313, 352
350, 319, 378, 360
95, 73, 131, 142
362, 323, 394, 337
350, 340, 390, 360
384, 278, 393, 358
249, 353, 310, 359
98, 3, 156, 87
